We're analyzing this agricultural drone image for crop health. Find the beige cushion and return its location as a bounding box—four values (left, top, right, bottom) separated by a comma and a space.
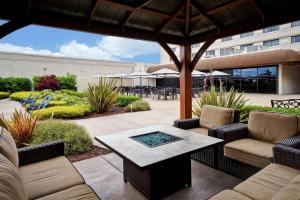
0, 154, 27, 200
248, 111, 299, 143
224, 138, 274, 168
272, 175, 300, 200
200, 105, 234, 128
19, 156, 85, 200
234, 163, 300, 200
209, 189, 252, 200
189, 127, 208, 135
0, 127, 19, 167
36, 184, 100, 200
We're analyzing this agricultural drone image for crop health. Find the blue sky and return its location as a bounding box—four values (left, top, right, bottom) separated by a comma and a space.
0, 21, 160, 64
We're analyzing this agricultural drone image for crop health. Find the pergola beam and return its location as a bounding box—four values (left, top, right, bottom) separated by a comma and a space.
122, 0, 154, 31
0, 21, 29, 39
191, 1, 222, 30
158, 41, 181, 71
247, 0, 265, 21
185, 0, 191, 35
87, 0, 101, 25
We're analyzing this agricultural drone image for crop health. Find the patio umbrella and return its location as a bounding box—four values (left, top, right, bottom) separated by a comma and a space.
151, 68, 179, 100
206, 70, 230, 76
92, 72, 128, 87
192, 70, 207, 77
128, 70, 151, 87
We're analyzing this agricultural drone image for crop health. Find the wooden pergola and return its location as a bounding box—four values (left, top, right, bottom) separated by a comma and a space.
0, 0, 300, 119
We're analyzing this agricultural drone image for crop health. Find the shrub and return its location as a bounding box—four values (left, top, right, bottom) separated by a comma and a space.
125, 100, 150, 112
10, 91, 41, 101
32, 120, 92, 155
37, 75, 60, 91
0, 92, 10, 99
31, 105, 89, 119
115, 95, 141, 107
33, 100, 66, 107
58, 74, 77, 90
0, 109, 38, 147
0, 77, 32, 93
32, 76, 42, 90
240, 105, 300, 123
61, 89, 84, 97
193, 80, 248, 117
85, 78, 120, 113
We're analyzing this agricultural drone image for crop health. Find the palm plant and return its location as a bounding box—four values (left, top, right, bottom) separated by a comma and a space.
85, 78, 120, 113
0, 109, 38, 147
193, 80, 248, 117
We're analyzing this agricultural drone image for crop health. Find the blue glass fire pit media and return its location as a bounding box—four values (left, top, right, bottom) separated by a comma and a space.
130, 131, 183, 148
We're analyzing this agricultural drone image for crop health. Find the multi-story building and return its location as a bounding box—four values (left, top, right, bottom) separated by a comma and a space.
157, 21, 300, 94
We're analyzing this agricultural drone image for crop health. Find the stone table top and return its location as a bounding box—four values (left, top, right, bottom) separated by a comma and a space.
95, 125, 223, 168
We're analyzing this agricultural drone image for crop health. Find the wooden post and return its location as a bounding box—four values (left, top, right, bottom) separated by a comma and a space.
179, 44, 192, 119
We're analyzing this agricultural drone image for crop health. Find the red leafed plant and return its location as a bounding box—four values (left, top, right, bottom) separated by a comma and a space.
37, 75, 60, 91
0, 109, 38, 147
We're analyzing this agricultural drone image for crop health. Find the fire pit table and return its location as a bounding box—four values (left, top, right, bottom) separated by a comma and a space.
95, 125, 222, 200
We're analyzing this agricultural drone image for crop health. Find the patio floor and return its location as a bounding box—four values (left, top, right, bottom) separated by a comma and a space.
74, 153, 241, 200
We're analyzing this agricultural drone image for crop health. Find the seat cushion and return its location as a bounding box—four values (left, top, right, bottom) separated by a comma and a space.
19, 156, 85, 200
200, 105, 234, 129
189, 127, 208, 135
224, 138, 274, 168
0, 127, 19, 167
36, 184, 100, 200
248, 111, 299, 143
209, 189, 253, 200
272, 175, 300, 200
234, 163, 300, 200
0, 154, 27, 200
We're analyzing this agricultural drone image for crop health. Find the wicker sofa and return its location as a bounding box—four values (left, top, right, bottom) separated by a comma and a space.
174, 105, 240, 168
216, 111, 300, 179
209, 143, 300, 200
0, 127, 100, 200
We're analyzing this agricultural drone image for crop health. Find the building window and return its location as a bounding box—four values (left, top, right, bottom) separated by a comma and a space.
191, 53, 196, 58
220, 48, 233, 56
221, 36, 232, 42
240, 44, 253, 51
171, 47, 176, 52
240, 31, 254, 38
192, 43, 200, 48
291, 20, 300, 27
263, 25, 279, 33
206, 50, 215, 57
292, 35, 300, 43
263, 39, 279, 47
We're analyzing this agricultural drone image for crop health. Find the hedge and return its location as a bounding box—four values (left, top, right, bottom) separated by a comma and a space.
240, 105, 300, 122
0, 92, 10, 99
31, 106, 89, 119
10, 91, 41, 101
124, 100, 151, 112
0, 77, 32, 93
57, 74, 77, 90
33, 100, 66, 107
115, 95, 141, 107
32, 120, 92, 155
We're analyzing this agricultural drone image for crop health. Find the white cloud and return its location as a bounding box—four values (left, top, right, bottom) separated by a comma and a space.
0, 36, 159, 61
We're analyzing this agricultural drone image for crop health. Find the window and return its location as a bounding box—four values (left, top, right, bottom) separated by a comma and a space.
192, 53, 196, 58
292, 35, 300, 43
240, 44, 253, 51
292, 20, 300, 27
263, 25, 279, 33
171, 47, 176, 52
220, 48, 233, 56
206, 50, 215, 57
192, 43, 200, 48
221, 36, 232, 42
263, 39, 279, 47
240, 32, 254, 38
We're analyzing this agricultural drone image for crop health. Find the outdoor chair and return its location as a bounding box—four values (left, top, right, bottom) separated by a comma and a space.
209, 143, 300, 200
174, 105, 240, 168
0, 127, 100, 200
215, 111, 300, 179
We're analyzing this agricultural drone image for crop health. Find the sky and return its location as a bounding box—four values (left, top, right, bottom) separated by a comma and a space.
0, 20, 160, 64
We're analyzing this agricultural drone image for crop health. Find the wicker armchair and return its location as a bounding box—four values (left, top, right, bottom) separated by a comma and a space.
174, 105, 240, 168
216, 111, 300, 179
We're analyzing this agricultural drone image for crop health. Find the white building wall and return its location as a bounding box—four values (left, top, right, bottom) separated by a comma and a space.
278, 64, 300, 94
0, 52, 153, 91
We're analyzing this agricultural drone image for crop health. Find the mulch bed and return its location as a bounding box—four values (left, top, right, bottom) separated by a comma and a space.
77, 105, 125, 119
67, 146, 111, 163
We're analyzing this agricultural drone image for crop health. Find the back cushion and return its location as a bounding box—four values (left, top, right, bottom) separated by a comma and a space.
0, 127, 19, 167
0, 154, 27, 200
200, 105, 234, 128
248, 112, 299, 143
272, 175, 300, 200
